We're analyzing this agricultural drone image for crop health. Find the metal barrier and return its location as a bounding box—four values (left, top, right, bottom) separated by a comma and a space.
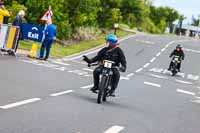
0, 24, 20, 55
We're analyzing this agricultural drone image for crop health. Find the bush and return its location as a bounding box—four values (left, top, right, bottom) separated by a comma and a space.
141, 18, 161, 33
72, 27, 101, 41
119, 23, 130, 30
56, 21, 72, 40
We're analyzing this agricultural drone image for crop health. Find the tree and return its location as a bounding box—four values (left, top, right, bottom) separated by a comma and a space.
150, 6, 180, 33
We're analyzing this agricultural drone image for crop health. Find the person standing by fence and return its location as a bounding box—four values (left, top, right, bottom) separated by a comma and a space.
12, 10, 25, 53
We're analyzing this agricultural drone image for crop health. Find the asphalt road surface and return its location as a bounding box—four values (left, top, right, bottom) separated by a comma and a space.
0, 33, 200, 133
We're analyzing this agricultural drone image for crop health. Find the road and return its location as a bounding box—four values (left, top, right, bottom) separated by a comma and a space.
0, 34, 200, 133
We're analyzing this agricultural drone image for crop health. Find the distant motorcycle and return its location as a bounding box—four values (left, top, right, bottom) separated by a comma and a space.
170, 56, 180, 76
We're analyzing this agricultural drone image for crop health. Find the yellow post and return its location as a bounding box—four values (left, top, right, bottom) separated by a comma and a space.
28, 43, 39, 58
5, 27, 16, 49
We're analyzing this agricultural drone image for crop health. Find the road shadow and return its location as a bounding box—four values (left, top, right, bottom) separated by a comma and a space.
72, 91, 136, 111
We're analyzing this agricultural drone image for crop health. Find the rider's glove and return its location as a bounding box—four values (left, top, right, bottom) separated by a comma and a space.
83, 55, 91, 64
119, 66, 126, 72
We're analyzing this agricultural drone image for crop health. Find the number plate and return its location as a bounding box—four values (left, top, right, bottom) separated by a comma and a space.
104, 61, 112, 68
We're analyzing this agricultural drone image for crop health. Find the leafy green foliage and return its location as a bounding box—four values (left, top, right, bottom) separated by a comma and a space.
4, 0, 181, 39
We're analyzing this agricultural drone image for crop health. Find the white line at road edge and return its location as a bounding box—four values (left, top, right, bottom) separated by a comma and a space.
126, 73, 134, 77
191, 100, 200, 104
63, 34, 136, 61
177, 89, 196, 96
135, 68, 143, 73
104, 125, 125, 133
194, 96, 200, 99
144, 81, 161, 88
120, 76, 130, 80
161, 48, 166, 52
80, 84, 93, 89
197, 86, 200, 89
150, 57, 156, 63
143, 63, 150, 68
50, 90, 74, 97
83, 68, 93, 72
175, 79, 192, 85
48, 59, 70, 66
156, 52, 161, 57
0, 98, 41, 109
148, 74, 168, 79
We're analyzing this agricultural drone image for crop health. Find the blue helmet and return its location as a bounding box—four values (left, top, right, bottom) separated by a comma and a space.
106, 34, 118, 46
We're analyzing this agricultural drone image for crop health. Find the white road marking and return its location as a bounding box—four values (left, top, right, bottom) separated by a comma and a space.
49, 59, 70, 66
187, 75, 199, 81
36, 63, 59, 68
197, 86, 200, 89
175, 79, 192, 85
0, 98, 41, 109
194, 96, 200, 99
161, 48, 166, 52
162, 69, 170, 74
156, 52, 161, 57
144, 81, 161, 88
78, 72, 88, 75
143, 63, 150, 68
42, 63, 59, 68
165, 45, 169, 48
80, 84, 93, 89
53, 67, 67, 71
126, 73, 134, 77
62, 35, 136, 61
148, 74, 168, 79
150, 57, 156, 63
104, 125, 125, 133
83, 68, 93, 72
177, 89, 196, 96
149, 68, 163, 73
71, 59, 86, 65
135, 68, 143, 73
176, 72, 185, 78
84, 74, 92, 77
136, 39, 155, 44
191, 100, 200, 104
183, 48, 200, 54
20, 59, 36, 64
120, 76, 130, 80
149, 67, 199, 81
50, 90, 74, 97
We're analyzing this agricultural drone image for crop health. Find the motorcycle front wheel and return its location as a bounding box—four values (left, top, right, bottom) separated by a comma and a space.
97, 76, 108, 104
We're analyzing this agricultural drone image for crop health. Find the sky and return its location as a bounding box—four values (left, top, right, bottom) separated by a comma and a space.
152, 0, 200, 24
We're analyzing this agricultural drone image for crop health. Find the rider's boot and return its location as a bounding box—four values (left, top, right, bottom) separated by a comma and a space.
109, 89, 116, 97
90, 86, 98, 93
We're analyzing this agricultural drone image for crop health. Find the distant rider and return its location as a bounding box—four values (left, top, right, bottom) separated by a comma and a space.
168, 44, 185, 72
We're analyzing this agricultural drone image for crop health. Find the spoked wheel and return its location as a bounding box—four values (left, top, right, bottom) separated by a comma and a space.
103, 89, 108, 102
171, 68, 177, 76
97, 76, 108, 104
172, 71, 176, 76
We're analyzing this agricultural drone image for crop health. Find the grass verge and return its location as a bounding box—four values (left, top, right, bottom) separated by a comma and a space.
18, 30, 134, 58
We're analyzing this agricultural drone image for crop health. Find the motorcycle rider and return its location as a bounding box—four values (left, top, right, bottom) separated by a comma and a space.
168, 44, 185, 72
83, 34, 127, 97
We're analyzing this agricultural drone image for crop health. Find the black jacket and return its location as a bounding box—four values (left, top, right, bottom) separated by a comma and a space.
12, 15, 23, 40
90, 46, 127, 69
170, 49, 185, 60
